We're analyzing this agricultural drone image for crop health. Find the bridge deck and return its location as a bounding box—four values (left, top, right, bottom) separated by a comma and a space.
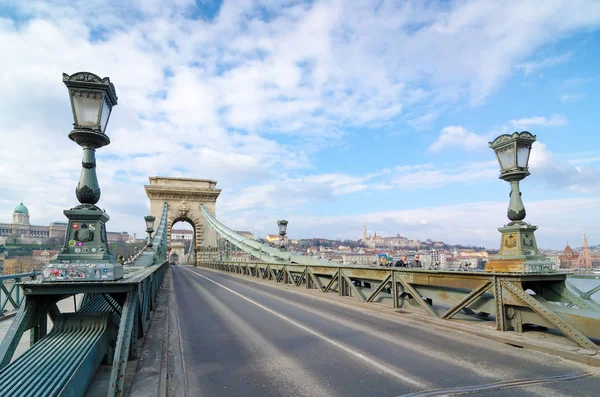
170, 266, 599, 396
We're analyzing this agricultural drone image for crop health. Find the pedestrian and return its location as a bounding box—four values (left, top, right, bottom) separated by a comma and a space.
412, 254, 421, 268
395, 255, 408, 267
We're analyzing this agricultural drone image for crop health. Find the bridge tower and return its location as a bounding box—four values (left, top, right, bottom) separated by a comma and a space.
144, 177, 221, 263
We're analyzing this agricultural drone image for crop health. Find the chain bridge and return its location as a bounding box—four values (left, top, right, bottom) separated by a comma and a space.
0, 176, 599, 397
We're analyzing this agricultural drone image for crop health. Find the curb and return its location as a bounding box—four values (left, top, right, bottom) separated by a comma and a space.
129, 268, 172, 397
196, 266, 600, 368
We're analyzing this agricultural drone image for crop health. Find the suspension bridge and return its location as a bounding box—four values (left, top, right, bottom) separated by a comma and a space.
0, 176, 599, 397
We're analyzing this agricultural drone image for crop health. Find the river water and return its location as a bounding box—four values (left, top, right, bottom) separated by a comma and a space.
567, 276, 600, 303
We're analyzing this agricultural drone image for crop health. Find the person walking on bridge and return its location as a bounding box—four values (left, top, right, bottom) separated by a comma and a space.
395, 256, 408, 267
411, 254, 421, 268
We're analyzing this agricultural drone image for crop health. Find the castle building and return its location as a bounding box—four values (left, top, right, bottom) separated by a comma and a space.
0, 202, 129, 245
360, 225, 420, 249
0, 203, 66, 241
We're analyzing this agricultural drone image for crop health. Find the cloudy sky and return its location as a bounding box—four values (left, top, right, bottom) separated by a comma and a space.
1, 0, 600, 249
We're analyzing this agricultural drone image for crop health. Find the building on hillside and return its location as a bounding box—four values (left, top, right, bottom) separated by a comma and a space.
32, 250, 59, 266
361, 225, 420, 249
107, 232, 130, 243
265, 234, 288, 244
0, 203, 67, 241
235, 231, 254, 240
0, 202, 128, 245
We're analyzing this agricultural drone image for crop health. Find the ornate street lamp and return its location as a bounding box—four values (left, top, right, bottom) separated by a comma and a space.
489, 131, 535, 222
486, 131, 553, 273
64, 72, 118, 206
144, 215, 156, 247
44, 72, 123, 282
277, 220, 288, 250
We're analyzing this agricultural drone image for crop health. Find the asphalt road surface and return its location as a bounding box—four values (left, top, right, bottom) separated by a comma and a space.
171, 266, 600, 397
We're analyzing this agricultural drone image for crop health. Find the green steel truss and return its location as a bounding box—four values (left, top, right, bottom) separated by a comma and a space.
198, 260, 600, 352
0, 203, 170, 397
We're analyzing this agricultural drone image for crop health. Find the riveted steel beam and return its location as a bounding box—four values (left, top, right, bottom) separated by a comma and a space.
108, 291, 138, 396
501, 280, 597, 350
396, 275, 437, 317
197, 260, 600, 345
341, 270, 366, 301
308, 268, 324, 291
442, 281, 492, 319
366, 274, 392, 303
295, 268, 307, 287
324, 271, 339, 293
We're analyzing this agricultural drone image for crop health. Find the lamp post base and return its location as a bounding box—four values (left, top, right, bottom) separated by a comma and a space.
485, 222, 554, 273
43, 206, 123, 281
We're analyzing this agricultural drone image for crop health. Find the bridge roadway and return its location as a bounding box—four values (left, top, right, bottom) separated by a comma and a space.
171, 266, 600, 397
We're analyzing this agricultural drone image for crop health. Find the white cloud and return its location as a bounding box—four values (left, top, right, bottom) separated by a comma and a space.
1, 0, 600, 240
560, 93, 584, 102
429, 126, 490, 152
509, 115, 567, 129
389, 162, 497, 190
220, 197, 600, 249
529, 142, 600, 194
516, 52, 573, 75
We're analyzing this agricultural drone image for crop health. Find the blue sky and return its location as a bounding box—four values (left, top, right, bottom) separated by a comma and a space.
1, 0, 600, 249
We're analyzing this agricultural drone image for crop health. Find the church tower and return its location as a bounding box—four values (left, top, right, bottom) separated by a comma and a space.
362, 224, 367, 242
579, 233, 593, 269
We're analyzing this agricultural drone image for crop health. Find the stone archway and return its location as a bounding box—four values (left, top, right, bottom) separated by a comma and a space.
170, 240, 186, 264
144, 177, 221, 263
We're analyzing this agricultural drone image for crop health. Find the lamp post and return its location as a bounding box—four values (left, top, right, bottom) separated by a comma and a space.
144, 215, 155, 247
277, 220, 288, 250
485, 131, 553, 273
45, 72, 123, 281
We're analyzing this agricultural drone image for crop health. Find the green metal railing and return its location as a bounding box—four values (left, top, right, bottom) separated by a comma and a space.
198, 260, 600, 352
0, 203, 171, 397
0, 272, 40, 319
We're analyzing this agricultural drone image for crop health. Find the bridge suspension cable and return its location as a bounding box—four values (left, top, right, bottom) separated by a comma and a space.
199, 205, 335, 267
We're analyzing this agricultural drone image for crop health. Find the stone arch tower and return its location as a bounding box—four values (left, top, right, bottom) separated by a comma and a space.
144, 177, 221, 263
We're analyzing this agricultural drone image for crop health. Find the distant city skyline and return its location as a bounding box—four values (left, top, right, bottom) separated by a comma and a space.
1, 1, 599, 249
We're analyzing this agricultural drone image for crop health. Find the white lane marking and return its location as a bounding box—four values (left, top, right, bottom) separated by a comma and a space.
182, 267, 427, 388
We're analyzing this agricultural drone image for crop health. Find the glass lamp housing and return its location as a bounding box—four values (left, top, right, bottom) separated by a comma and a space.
496, 144, 516, 171
489, 132, 536, 177
144, 215, 156, 233
277, 220, 288, 236
63, 72, 118, 133
517, 143, 532, 168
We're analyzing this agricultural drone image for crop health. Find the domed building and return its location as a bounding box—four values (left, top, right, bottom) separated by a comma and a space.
0, 202, 67, 243
0, 201, 129, 245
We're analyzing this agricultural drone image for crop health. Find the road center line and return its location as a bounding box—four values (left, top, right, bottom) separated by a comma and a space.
182, 267, 428, 389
